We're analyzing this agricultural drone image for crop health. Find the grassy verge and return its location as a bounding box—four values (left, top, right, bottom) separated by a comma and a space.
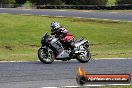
81, 85, 132, 88
99, 85, 132, 88
90, 10, 132, 13
0, 14, 132, 61
107, 0, 116, 6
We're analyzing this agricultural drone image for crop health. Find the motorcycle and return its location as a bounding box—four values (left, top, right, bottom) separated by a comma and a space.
38, 32, 91, 64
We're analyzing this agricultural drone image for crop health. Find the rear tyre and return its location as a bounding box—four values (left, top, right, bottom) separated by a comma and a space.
38, 48, 54, 64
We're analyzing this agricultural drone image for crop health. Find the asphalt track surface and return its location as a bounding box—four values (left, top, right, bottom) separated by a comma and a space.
0, 59, 132, 88
0, 9, 132, 21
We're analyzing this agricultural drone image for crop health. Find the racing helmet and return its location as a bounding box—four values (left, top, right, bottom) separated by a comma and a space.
50, 22, 60, 32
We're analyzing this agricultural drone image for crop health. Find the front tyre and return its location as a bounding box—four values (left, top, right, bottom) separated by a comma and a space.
38, 48, 54, 64
76, 51, 91, 63
76, 44, 91, 63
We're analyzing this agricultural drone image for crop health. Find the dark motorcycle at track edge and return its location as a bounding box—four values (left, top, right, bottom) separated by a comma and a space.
38, 32, 91, 64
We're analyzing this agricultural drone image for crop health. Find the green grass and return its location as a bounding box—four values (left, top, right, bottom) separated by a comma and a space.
99, 85, 132, 88
82, 85, 132, 88
0, 14, 132, 61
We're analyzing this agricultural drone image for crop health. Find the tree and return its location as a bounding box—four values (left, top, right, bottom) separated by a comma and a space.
30, 0, 46, 5
29, 0, 108, 5
62, 0, 108, 5
89, 0, 108, 5
30, 0, 62, 5
0, 0, 15, 4
116, 0, 132, 5
0, 0, 15, 8
15, 0, 26, 4
48, 0, 63, 5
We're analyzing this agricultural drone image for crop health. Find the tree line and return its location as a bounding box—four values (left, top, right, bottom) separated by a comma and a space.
30, 0, 108, 5
0, 0, 26, 4
0, 0, 132, 5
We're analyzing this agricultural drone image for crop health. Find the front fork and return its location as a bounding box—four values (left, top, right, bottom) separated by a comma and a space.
41, 46, 54, 57
40, 46, 48, 57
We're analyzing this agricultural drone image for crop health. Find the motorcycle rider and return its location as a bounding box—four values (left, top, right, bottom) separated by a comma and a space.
50, 22, 74, 50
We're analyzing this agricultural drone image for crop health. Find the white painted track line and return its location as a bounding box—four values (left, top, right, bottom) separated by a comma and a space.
109, 12, 119, 14
0, 13, 9, 14
0, 58, 131, 63
55, 16, 65, 18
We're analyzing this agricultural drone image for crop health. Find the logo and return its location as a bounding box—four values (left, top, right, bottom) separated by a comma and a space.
76, 66, 131, 85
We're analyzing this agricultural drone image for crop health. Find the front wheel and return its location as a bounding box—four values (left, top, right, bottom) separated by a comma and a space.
76, 51, 91, 63
38, 48, 54, 64
76, 44, 91, 63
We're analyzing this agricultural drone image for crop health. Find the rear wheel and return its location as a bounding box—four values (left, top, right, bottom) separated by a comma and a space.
38, 48, 54, 64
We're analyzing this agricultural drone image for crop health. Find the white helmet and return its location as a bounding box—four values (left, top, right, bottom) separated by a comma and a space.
50, 22, 60, 32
